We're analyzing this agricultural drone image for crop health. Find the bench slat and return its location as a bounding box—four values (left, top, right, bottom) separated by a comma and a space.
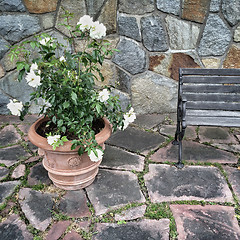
186, 116, 240, 127
183, 93, 240, 102
181, 68, 240, 76
182, 85, 240, 93
186, 110, 240, 118
186, 102, 240, 111
183, 76, 240, 84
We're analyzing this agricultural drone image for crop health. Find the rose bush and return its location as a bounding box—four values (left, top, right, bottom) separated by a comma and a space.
8, 10, 136, 162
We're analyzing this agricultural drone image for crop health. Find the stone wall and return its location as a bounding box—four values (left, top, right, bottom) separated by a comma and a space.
0, 0, 239, 114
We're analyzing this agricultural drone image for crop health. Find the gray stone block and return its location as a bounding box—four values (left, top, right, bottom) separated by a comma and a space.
110, 88, 130, 111
165, 15, 200, 50
112, 38, 146, 75
156, 0, 181, 15
131, 71, 178, 114
118, 15, 141, 41
0, 70, 34, 104
0, 15, 41, 43
222, 0, 240, 26
198, 14, 231, 56
0, 89, 10, 114
210, 0, 221, 12
0, 37, 10, 59
141, 16, 168, 52
119, 0, 154, 14
86, 0, 105, 19
144, 164, 234, 203
116, 67, 131, 94
86, 169, 145, 215
93, 219, 170, 240
0, 0, 26, 12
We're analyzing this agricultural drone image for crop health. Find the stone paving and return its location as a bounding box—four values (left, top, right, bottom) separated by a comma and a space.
0, 114, 240, 239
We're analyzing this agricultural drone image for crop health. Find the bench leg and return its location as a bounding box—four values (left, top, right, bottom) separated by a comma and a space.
172, 120, 180, 145
175, 139, 184, 169
175, 129, 185, 169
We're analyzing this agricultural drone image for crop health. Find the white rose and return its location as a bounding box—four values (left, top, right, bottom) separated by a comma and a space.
90, 21, 106, 39
119, 107, 136, 130
7, 99, 23, 116
98, 89, 110, 102
88, 149, 103, 162
60, 56, 66, 62
77, 15, 94, 31
25, 70, 41, 88
47, 135, 61, 146
39, 37, 52, 46
30, 63, 38, 72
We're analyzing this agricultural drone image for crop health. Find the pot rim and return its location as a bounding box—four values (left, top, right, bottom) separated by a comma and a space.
28, 116, 112, 152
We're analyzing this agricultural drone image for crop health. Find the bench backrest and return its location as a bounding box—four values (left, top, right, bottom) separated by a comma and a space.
179, 68, 240, 127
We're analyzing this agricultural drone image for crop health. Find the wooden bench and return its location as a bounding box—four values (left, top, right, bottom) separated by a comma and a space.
173, 68, 240, 168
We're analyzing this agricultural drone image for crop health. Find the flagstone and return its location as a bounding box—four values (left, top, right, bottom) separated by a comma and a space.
101, 145, 145, 171
27, 162, 51, 186
0, 145, 31, 166
224, 166, 240, 201
11, 164, 25, 179
198, 127, 237, 144
170, 205, 240, 239
18, 188, 56, 231
0, 166, 9, 180
93, 219, 169, 240
0, 214, 33, 240
86, 169, 145, 215
0, 181, 20, 205
151, 141, 238, 164
107, 127, 166, 155
46, 221, 71, 240
58, 190, 91, 218
115, 205, 146, 221
144, 164, 233, 203
0, 125, 21, 146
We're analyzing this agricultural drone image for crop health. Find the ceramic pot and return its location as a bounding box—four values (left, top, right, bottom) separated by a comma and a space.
28, 117, 112, 190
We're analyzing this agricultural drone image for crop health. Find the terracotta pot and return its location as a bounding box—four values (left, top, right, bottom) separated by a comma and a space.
28, 117, 112, 190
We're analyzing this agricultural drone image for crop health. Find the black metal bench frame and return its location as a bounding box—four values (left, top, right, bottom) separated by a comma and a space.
173, 68, 240, 168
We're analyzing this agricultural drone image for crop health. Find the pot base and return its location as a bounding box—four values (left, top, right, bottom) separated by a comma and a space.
43, 157, 100, 190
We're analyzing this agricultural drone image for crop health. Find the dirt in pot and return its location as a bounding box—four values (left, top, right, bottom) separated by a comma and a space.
36, 118, 105, 140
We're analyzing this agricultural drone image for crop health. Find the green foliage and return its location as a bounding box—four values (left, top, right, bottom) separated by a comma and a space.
9, 9, 130, 156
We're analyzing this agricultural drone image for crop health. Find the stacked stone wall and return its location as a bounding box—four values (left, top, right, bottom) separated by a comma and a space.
0, 0, 239, 114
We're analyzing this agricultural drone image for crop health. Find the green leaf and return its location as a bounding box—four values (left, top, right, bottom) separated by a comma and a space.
71, 91, 77, 103
63, 101, 70, 109
16, 62, 25, 71
30, 42, 36, 49
58, 119, 63, 127
96, 103, 101, 114
18, 69, 25, 82
52, 116, 57, 124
